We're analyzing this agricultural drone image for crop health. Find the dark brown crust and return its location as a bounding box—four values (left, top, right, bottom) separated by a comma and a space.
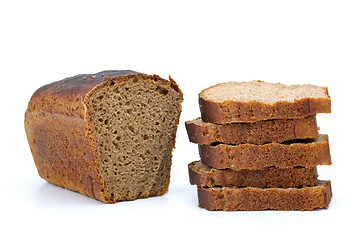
199, 91, 331, 123
24, 111, 106, 202
185, 115, 318, 145
197, 180, 332, 211
188, 161, 318, 188
26, 71, 137, 118
199, 134, 331, 170
25, 70, 183, 203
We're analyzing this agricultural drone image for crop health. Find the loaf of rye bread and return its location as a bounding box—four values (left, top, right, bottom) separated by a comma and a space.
199, 80, 331, 123
197, 180, 332, 211
185, 115, 318, 145
25, 70, 183, 203
189, 161, 318, 188
199, 134, 331, 170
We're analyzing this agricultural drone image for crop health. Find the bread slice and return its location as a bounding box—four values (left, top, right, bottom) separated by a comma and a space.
189, 161, 318, 188
199, 80, 331, 123
199, 134, 331, 170
185, 115, 318, 145
25, 70, 183, 203
197, 180, 332, 211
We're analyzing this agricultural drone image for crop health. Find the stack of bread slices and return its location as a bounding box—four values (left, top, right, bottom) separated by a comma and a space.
185, 80, 332, 211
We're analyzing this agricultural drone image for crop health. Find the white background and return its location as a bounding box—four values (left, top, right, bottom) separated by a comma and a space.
1, 1, 358, 239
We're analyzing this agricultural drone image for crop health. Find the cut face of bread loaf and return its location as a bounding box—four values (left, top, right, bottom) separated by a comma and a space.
199, 80, 331, 123
25, 70, 183, 203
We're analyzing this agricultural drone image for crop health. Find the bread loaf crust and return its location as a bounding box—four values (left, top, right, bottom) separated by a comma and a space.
197, 180, 332, 211
199, 134, 331, 170
199, 81, 331, 123
185, 115, 318, 145
25, 111, 106, 201
25, 70, 183, 203
188, 161, 318, 188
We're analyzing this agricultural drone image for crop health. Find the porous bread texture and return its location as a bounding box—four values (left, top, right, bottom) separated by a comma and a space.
189, 161, 318, 188
185, 115, 318, 145
199, 80, 331, 123
197, 180, 332, 211
201, 81, 328, 103
25, 71, 183, 203
86, 76, 182, 202
199, 134, 331, 170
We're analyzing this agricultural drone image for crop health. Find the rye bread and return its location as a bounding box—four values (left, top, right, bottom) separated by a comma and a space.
197, 180, 332, 211
25, 70, 183, 203
199, 134, 331, 170
199, 80, 331, 123
185, 115, 318, 145
189, 161, 318, 188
